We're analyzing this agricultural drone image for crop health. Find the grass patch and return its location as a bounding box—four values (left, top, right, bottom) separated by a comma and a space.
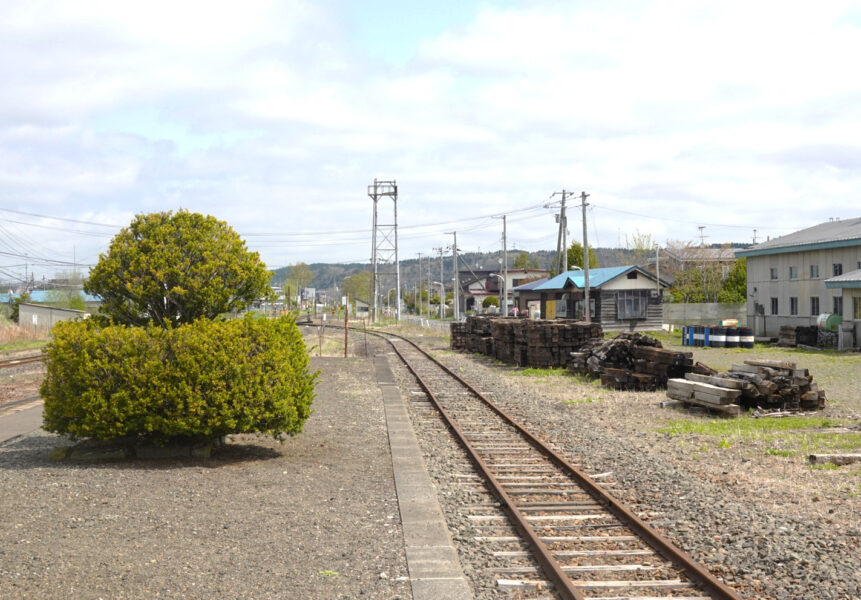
810, 463, 842, 471
0, 339, 49, 352
660, 415, 861, 457
511, 367, 569, 377
569, 372, 601, 386
797, 431, 861, 453
563, 397, 599, 404
765, 448, 798, 457
658, 415, 847, 437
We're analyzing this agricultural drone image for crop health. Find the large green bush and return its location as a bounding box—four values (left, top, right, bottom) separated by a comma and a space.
41, 314, 316, 443
85, 210, 272, 328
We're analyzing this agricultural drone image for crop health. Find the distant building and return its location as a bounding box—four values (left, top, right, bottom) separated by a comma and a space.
17, 303, 89, 335
735, 218, 861, 341
458, 269, 548, 314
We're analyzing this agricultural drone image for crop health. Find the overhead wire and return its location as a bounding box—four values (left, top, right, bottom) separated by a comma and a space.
592, 204, 799, 231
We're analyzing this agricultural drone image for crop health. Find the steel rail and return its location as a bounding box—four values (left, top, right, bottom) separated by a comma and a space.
0, 354, 43, 369
364, 327, 742, 600
387, 337, 586, 600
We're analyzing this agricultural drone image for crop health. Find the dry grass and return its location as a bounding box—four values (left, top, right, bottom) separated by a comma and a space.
0, 322, 49, 351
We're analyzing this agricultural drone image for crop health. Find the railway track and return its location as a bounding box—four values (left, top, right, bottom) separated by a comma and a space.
0, 354, 43, 369
364, 328, 741, 600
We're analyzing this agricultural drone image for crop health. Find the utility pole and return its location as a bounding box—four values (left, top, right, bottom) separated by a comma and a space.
434, 246, 445, 319
547, 190, 570, 274
503, 216, 508, 315
427, 252, 432, 317
560, 195, 567, 273
698, 225, 707, 247
581, 191, 591, 323
447, 232, 459, 320
369, 179, 399, 323
493, 214, 509, 315
416, 252, 423, 316
655, 243, 660, 297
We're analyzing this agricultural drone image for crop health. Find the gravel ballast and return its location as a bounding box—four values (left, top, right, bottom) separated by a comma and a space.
0, 356, 409, 600
389, 333, 860, 600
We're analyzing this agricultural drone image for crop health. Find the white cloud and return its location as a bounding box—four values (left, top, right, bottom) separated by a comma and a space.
1, 0, 861, 279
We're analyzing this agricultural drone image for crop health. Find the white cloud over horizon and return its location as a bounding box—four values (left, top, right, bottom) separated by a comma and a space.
1, 0, 860, 282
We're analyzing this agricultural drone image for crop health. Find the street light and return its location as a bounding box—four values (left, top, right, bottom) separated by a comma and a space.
490, 273, 505, 315
432, 281, 445, 319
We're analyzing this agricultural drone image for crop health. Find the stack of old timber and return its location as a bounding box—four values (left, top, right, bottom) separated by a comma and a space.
519, 320, 602, 368
451, 316, 602, 368
777, 325, 797, 347
455, 315, 493, 355
667, 358, 826, 415
569, 333, 707, 391
450, 322, 469, 351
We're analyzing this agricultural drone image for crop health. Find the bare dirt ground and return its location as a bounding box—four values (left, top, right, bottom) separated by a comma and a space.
0, 354, 410, 600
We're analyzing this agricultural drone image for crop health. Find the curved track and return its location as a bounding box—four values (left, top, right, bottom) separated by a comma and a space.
354, 326, 741, 600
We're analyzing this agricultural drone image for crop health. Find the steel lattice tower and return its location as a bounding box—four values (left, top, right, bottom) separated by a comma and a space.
369, 179, 400, 322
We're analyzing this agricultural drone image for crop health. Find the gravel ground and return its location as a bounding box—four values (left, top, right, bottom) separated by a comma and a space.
392, 328, 860, 600
0, 355, 409, 600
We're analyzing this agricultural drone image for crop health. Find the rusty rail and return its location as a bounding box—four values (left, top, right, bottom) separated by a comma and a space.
361, 326, 742, 600
0, 354, 43, 369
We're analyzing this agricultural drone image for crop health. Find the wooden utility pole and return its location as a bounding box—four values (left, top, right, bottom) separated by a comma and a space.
503, 215, 508, 315
548, 191, 570, 275
416, 252, 423, 316
344, 294, 349, 358
581, 191, 591, 323
450, 233, 459, 319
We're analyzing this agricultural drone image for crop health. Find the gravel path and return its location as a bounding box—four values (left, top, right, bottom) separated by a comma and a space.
0, 356, 410, 600
390, 333, 860, 600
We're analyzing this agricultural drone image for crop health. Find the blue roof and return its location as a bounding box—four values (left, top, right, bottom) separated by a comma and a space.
511, 277, 548, 292
1, 290, 101, 304
534, 266, 637, 291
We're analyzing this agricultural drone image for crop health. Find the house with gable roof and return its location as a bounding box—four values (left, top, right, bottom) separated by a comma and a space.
531, 265, 669, 331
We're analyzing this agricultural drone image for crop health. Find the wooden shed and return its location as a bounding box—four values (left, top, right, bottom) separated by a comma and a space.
533, 265, 669, 331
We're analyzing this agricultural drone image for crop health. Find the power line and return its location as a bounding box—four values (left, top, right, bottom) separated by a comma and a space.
592, 204, 798, 231
0, 207, 120, 227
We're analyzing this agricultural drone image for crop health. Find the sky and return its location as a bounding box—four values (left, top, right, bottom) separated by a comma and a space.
2, 0, 861, 283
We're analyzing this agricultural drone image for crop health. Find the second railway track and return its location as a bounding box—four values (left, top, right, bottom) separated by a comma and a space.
0, 354, 43, 370
367, 328, 741, 600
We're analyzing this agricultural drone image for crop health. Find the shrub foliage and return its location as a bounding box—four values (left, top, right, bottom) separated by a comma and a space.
85, 211, 272, 328
41, 315, 316, 443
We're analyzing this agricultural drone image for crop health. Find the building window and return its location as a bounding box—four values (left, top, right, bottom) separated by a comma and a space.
771, 297, 778, 315
617, 290, 649, 320
833, 296, 843, 316
626, 271, 638, 279
810, 264, 819, 278
810, 296, 820, 316
769, 267, 778, 280
855, 298, 861, 320
789, 266, 798, 279
833, 263, 843, 276
790, 297, 798, 315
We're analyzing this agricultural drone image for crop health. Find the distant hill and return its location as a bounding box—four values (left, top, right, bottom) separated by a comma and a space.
271, 244, 742, 291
